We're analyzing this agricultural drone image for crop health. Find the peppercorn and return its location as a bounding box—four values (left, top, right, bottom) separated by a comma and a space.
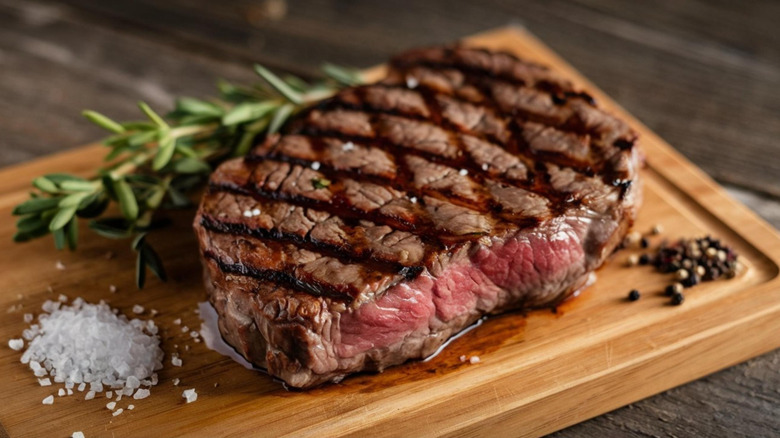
676, 269, 689, 280
639, 254, 650, 265
628, 289, 640, 301
671, 292, 685, 305
664, 284, 676, 296
682, 273, 700, 288
640, 237, 649, 249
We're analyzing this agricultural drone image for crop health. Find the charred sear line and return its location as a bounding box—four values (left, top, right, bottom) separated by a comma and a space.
200, 213, 421, 274
320, 83, 611, 182
204, 251, 354, 303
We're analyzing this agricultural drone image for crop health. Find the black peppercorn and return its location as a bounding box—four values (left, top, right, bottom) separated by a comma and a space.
664, 284, 676, 296
628, 289, 640, 301
639, 254, 650, 265
671, 292, 685, 305
640, 237, 649, 249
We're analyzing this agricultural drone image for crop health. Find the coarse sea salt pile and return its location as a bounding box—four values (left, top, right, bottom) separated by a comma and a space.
17, 298, 164, 409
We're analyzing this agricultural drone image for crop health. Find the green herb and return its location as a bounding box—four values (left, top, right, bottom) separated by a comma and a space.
311, 177, 332, 189
11, 63, 362, 288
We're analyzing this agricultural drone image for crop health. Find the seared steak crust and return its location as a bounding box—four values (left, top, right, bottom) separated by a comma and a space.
194, 45, 642, 388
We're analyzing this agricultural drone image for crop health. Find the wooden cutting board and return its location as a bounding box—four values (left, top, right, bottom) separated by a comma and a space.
1, 26, 779, 438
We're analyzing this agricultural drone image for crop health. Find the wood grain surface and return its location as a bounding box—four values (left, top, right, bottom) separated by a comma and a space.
1, 1, 779, 436
1, 27, 779, 438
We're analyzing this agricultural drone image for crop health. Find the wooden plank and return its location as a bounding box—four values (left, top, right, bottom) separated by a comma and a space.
0, 27, 779, 438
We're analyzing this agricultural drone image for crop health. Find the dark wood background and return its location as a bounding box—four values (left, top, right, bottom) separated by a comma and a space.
1, 0, 778, 435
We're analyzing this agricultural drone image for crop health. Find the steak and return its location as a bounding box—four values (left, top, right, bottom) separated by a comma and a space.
193, 45, 642, 388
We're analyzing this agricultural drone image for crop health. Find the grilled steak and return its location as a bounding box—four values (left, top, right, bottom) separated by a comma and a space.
194, 45, 642, 388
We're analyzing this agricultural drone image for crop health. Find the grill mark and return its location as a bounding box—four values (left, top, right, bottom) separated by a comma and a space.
251, 134, 557, 227
321, 84, 611, 179
207, 177, 491, 251
292, 120, 576, 217
199, 209, 428, 270
389, 47, 572, 95
204, 250, 354, 302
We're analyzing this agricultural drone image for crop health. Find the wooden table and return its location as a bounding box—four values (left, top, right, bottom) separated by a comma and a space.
1, 0, 777, 435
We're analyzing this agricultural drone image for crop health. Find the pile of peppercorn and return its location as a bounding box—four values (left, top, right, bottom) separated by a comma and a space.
624, 231, 739, 305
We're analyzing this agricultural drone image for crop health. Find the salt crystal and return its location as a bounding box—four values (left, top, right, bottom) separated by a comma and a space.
251, 208, 261, 216
459, 355, 467, 363
190, 331, 200, 338
72, 432, 85, 438
242, 210, 252, 218
55, 260, 66, 270
109, 285, 117, 293
194, 338, 201, 343
185, 345, 190, 350
123, 387, 133, 396
58, 294, 68, 303
132, 304, 144, 314
23, 313, 33, 323
133, 388, 150, 400
182, 388, 198, 403
128, 404, 135, 410
409, 196, 417, 204
181, 326, 189, 333
342, 141, 355, 151
8, 338, 23, 351
481, 163, 489, 171
469, 356, 480, 364
150, 309, 158, 317
126, 376, 140, 389
459, 168, 468, 176
112, 408, 123, 416
310, 161, 321, 171
19, 299, 163, 403
106, 401, 116, 410
406, 76, 419, 89
116, 393, 122, 401
173, 318, 181, 325
150, 374, 158, 385
172, 378, 180, 386
42, 395, 54, 405
106, 391, 113, 398
171, 356, 183, 367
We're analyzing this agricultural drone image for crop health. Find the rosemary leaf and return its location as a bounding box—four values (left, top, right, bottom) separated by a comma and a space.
138, 102, 170, 129
53, 228, 66, 250
152, 134, 176, 170
136, 247, 146, 289
59, 180, 96, 192
32, 177, 59, 194
12, 197, 61, 216
173, 157, 211, 174
113, 178, 139, 221
222, 101, 277, 126
66, 218, 78, 250
322, 63, 362, 86
82, 110, 126, 134
268, 103, 295, 135
176, 97, 224, 117
141, 243, 167, 282
49, 205, 78, 231
253, 64, 303, 104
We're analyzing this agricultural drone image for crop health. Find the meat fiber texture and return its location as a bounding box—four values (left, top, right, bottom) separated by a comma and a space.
194, 45, 642, 388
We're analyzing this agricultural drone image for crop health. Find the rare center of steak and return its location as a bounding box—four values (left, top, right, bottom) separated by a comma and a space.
193, 45, 642, 388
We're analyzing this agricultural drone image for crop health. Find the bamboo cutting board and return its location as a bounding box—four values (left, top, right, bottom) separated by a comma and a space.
1, 27, 779, 438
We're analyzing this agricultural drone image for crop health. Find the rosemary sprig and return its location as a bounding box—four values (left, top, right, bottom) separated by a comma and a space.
12, 63, 362, 288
